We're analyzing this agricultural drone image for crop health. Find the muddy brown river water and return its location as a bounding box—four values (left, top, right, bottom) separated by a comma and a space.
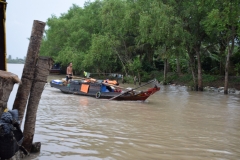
6, 64, 240, 160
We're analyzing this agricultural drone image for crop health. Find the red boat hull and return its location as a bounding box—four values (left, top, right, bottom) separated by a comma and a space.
113, 86, 160, 101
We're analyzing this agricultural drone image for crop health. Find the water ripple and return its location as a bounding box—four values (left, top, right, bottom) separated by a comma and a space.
23, 83, 240, 160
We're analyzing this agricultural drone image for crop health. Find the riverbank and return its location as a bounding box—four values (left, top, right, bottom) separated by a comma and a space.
173, 75, 240, 89
82, 72, 240, 94
165, 74, 240, 94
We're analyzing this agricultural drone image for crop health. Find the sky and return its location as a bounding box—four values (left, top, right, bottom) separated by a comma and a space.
6, 0, 88, 59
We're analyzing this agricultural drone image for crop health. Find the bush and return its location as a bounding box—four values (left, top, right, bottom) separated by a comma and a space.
141, 71, 152, 82
202, 74, 218, 83
123, 76, 134, 83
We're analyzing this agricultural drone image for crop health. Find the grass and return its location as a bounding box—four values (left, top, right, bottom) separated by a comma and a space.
155, 71, 240, 89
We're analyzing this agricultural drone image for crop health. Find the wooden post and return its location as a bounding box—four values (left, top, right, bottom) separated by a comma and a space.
0, 0, 7, 71
22, 57, 53, 152
12, 20, 45, 122
0, 70, 20, 116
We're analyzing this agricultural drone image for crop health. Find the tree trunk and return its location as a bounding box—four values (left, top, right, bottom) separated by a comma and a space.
224, 37, 235, 94
134, 76, 137, 85
167, 59, 170, 72
176, 55, 181, 75
196, 47, 203, 91
22, 57, 53, 152
188, 52, 197, 90
163, 59, 168, 85
219, 41, 226, 75
115, 49, 128, 76
12, 20, 46, 123
224, 52, 230, 94
138, 71, 141, 86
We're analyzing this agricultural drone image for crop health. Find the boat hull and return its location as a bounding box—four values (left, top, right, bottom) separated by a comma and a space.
50, 69, 61, 74
50, 80, 160, 101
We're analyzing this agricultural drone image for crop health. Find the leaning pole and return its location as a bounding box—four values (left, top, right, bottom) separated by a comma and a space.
12, 20, 45, 122
22, 57, 53, 152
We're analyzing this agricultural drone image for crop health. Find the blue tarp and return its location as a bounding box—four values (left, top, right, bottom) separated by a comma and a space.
100, 84, 111, 92
101, 84, 107, 92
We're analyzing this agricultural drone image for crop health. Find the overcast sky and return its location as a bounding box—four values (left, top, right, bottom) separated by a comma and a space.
6, 0, 88, 59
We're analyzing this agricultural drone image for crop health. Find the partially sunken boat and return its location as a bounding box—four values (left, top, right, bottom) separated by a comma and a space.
50, 78, 160, 101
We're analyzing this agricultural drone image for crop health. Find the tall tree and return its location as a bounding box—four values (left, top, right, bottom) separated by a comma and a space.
203, 0, 240, 94
138, 0, 183, 84
173, 0, 212, 91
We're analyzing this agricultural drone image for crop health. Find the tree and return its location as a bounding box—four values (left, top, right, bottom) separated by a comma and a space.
38, 0, 239, 88
138, 0, 183, 84
100, 0, 135, 76
83, 34, 119, 73
203, 0, 240, 94
40, 2, 103, 72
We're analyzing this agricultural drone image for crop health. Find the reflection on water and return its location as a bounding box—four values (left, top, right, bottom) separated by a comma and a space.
6, 64, 240, 160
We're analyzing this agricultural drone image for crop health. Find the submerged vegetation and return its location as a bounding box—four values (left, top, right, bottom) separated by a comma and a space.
40, 0, 240, 94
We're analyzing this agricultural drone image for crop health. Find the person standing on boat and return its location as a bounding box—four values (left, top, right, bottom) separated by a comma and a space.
66, 62, 73, 83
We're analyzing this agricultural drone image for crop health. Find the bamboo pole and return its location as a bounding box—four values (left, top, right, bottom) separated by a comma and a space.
12, 20, 45, 123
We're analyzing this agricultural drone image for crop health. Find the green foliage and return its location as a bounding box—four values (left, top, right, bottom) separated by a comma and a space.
84, 34, 119, 72
234, 63, 240, 76
127, 56, 142, 73
39, 0, 239, 85
232, 76, 240, 82
123, 76, 134, 84
177, 74, 193, 83
140, 71, 152, 82
156, 72, 220, 86
202, 74, 218, 83
168, 56, 189, 73
158, 73, 195, 87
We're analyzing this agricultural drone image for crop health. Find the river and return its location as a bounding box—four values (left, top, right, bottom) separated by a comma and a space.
6, 64, 240, 160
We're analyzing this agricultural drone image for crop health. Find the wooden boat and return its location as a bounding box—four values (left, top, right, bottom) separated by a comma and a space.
50, 64, 61, 74
50, 68, 61, 74
50, 79, 160, 101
